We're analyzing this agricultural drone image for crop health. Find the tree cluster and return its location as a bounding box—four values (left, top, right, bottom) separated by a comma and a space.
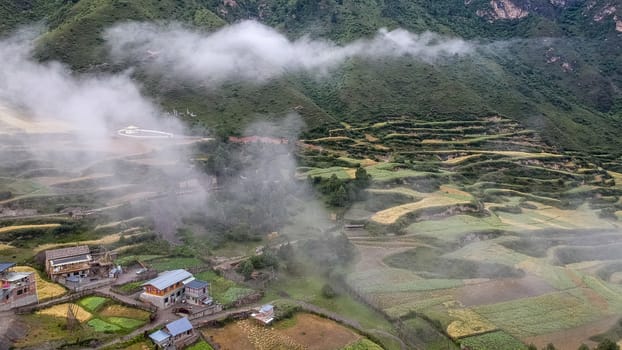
311, 166, 372, 207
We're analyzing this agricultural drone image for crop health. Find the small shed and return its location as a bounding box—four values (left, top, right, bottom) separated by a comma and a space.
251, 304, 275, 325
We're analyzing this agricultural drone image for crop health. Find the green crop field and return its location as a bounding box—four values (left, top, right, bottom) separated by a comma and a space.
78, 296, 108, 312
459, 331, 527, 350
473, 292, 603, 338
87, 318, 122, 333
106, 317, 146, 330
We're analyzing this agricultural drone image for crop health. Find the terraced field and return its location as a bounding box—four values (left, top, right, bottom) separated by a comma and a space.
300, 115, 622, 349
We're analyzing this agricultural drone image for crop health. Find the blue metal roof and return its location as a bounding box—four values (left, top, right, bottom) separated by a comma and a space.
260, 304, 274, 313
0, 262, 15, 273
166, 317, 193, 336
142, 269, 192, 290
185, 279, 209, 289
149, 330, 171, 343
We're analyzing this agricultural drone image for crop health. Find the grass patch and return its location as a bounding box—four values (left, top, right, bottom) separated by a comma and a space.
187, 340, 215, 350
114, 255, 164, 265
301, 166, 352, 179
263, 273, 395, 333
149, 257, 204, 271
115, 281, 144, 294
194, 270, 254, 307
341, 338, 384, 350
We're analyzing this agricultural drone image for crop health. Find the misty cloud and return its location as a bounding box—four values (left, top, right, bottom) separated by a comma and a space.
0, 27, 182, 138
105, 20, 474, 85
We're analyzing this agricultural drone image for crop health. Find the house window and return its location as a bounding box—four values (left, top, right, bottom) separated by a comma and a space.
17, 289, 23, 295
164, 297, 169, 303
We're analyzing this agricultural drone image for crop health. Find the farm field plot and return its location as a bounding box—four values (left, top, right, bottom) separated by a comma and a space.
496, 205, 616, 231
404, 214, 505, 241
298, 115, 622, 349
473, 291, 605, 339
0, 224, 61, 234
203, 313, 373, 350
456, 275, 556, 307
523, 315, 621, 350
36, 303, 92, 322
14, 296, 150, 348
458, 331, 527, 350
370, 191, 474, 225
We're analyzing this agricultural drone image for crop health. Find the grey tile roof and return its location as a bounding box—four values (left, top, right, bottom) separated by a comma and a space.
142, 269, 192, 290
45, 245, 90, 261
0, 262, 15, 273
185, 279, 209, 289
165, 317, 193, 336
50, 254, 92, 266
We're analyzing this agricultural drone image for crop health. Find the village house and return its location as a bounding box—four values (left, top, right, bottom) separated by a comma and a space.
0, 262, 38, 310
251, 304, 275, 325
148, 317, 197, 349
140, 269, 194, 309
184, 279, 211, 306
44, 245, 92, 282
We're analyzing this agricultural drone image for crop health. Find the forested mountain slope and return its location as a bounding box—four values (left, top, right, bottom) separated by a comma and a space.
1, 0, 621, 154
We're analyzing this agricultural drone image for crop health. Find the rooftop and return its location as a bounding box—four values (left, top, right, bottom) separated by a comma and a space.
260, 304, 274, 313
148, 329, 171, 343
45, 245, 90, 261
165, 317, 193, 336
185, 279, 209, 289
0, 262, 16, 273
143, 269, 192, 290
50, 254, 92, 266
4, 272, 30, 282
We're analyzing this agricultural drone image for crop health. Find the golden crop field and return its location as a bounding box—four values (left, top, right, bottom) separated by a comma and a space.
371, 193, 471, 225
446, 308, 498, 339
33, 232, 127, 253
36, 303, 92, 322
443, 154, 482, 165
0, 224, 60, 234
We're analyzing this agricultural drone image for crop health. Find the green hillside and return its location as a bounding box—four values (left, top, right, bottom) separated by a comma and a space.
0, 0, 621, 154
